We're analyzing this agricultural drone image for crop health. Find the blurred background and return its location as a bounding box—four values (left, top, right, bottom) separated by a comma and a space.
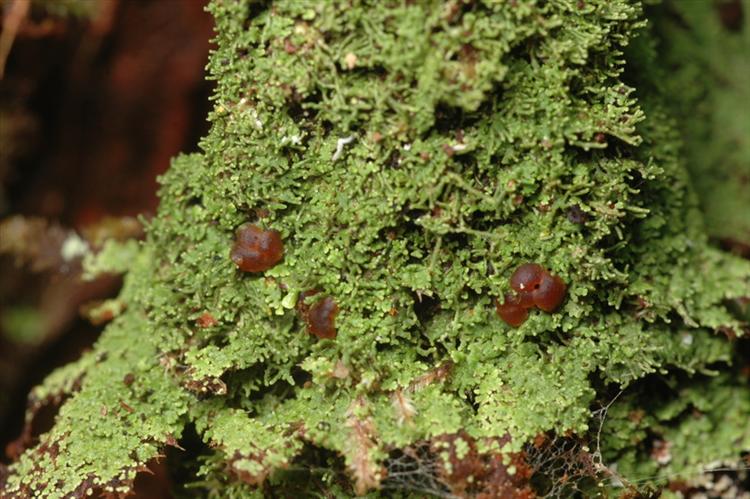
0, 0, 213, 490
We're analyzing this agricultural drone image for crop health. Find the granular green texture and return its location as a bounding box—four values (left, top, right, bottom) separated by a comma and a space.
2, 1, 749, 497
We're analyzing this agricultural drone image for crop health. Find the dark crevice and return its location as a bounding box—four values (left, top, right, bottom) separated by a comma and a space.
716, 0, 744, 32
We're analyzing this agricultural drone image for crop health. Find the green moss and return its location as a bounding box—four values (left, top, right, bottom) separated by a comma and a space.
4, 0, 749, 496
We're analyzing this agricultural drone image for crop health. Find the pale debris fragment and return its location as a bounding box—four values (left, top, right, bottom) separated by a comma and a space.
344, 52, 357, 69
390, 389, 417, 425
332, 135, 355, 161
344, 397, 382, 494
61, 233, 90, 261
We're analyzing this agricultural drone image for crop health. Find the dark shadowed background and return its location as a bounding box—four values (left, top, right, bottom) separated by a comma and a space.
0, 0, 213, 495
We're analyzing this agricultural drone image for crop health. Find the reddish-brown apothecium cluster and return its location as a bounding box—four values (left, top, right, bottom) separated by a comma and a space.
230, 223, 284, 272
229, 224, 339, 340
496, 263, 566, 327
297, 289, 338, 339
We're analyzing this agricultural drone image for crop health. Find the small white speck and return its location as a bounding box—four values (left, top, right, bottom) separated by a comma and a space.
249, 108, 263, 130
61, 233, 89, 261
403, 143, 411, 151
332, 135, 354, 161
281, 134, 302, 146
681, 333, 693, 346
452, 143, 467, 151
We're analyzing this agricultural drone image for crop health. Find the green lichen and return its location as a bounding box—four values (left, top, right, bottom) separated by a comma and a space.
598, 366, 750, 496
82, 239, 141, 281
594, 1, 750, 493
3, 0, 749, 497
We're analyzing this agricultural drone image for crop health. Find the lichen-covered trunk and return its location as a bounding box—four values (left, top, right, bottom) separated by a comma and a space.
3, 1, 749, 497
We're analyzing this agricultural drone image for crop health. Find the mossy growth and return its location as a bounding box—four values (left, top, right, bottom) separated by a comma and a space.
3, 0, 749, 497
